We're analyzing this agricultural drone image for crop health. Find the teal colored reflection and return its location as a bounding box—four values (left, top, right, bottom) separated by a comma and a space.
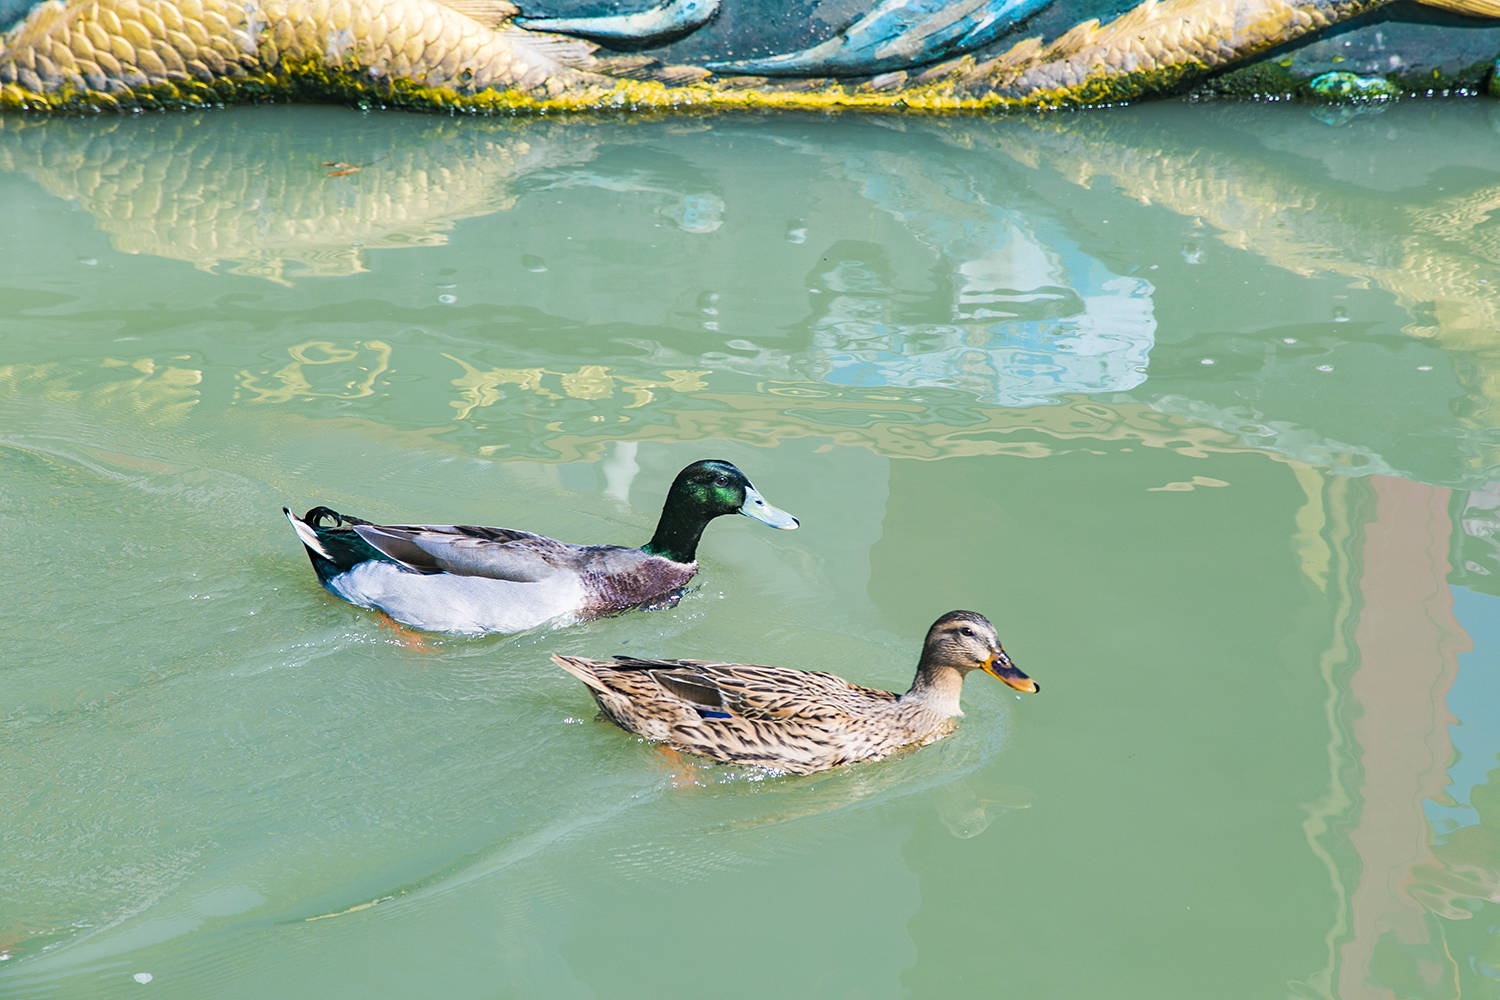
1428, 586, 1500, 839
812, 215, 1153, 405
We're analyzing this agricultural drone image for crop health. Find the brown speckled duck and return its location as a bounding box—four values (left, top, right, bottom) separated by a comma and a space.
284, 459, 798, 634
552, 610, 1038, 774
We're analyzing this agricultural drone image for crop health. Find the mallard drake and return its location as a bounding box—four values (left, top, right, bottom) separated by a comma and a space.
552, 610, 1038, 774
284, 459, 798, 634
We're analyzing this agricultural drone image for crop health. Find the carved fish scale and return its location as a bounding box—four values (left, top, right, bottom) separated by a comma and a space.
1, 0, 1402, 112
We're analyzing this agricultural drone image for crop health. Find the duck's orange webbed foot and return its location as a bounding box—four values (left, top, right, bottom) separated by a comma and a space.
653, 745, 709, 788
375, 612, 433, 651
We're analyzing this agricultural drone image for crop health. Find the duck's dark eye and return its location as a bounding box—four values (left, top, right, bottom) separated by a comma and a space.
714, 476, 729, 487
960, 626, 975, 637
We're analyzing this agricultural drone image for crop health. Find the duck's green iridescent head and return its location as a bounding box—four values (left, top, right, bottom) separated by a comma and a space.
644, 459, 798, 562
673, 459, 800, 527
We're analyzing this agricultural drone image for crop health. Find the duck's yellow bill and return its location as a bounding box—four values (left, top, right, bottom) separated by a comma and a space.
983, 649, 1039, 694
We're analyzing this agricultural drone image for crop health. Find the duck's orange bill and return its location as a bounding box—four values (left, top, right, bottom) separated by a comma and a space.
983, 649, 1039, 694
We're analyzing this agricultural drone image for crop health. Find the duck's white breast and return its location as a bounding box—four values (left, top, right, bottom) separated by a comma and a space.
327, 562, 586, 635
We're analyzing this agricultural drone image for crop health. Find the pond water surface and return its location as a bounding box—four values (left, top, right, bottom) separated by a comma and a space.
4, 100, 1500, 999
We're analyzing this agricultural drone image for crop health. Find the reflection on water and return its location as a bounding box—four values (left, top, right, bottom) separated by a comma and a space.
4, 102, 1500, 997
3, 108, 1160, 408
0, 115, 599, 282
238, 340, 394, 403
7, 104, 1500, 480
805, 218, 1154, 406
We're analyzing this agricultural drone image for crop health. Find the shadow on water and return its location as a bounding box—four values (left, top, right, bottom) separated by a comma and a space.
299, 711, 1026, 922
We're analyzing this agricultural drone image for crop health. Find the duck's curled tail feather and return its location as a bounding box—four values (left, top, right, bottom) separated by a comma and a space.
284, 505, 380, 578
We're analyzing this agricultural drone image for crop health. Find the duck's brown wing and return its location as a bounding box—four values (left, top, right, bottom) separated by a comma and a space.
611, 657, 899, 722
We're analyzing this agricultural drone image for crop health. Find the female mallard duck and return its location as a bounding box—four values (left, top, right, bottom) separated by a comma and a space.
552, 610, 1038, 774
284, 459, 798, 634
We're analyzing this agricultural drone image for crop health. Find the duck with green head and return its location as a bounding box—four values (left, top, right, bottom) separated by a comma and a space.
284, 459, 798, 634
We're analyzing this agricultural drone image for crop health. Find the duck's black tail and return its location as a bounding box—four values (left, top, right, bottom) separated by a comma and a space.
300, 505, 375, 528
284, 505, 378, 583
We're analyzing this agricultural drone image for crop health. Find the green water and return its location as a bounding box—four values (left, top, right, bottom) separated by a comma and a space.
3, 99, 1500, 998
